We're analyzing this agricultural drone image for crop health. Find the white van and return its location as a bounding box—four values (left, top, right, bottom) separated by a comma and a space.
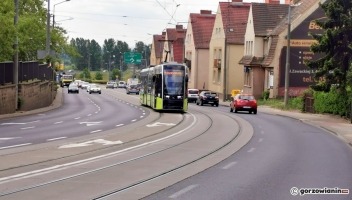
187, 89, 199, 103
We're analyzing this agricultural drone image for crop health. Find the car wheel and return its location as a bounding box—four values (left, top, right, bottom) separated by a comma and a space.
234, 107, 238, 113
230, 107, 233, 112
89, 92, 91, 94
215, 103, 219, 107
99, 92, 101, 94
253, 109, 257, 114
196, 101, 199, 105
200, 100, 203, 106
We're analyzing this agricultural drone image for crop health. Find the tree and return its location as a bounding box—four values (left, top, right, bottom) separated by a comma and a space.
0, 0, 15, 61
306, 0, 352, 92
95, 71, 103, 80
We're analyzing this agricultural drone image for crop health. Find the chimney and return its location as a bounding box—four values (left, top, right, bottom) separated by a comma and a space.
200, 10, 212, 15
176, 25, 183, 29
162, 31, 166, 36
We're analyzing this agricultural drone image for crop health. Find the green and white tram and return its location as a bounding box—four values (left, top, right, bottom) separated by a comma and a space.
139, 62, 188, 112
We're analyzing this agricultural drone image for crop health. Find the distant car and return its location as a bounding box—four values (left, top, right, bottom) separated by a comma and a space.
80, 82, 89, 89
230, 94, 257, 114
187, 89, 199, 103
196, 91, 219, 107
106, 81, 117, 89
87, 84, 97, 93
68, 83, 79, 94
89, 85, 101, 94
118, 81, 126, 88
126, 84, 140, 95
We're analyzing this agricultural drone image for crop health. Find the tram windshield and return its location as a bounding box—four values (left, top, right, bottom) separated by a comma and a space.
163, 66, 185, 96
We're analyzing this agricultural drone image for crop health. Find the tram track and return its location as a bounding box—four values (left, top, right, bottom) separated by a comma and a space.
0, 107, 253, 199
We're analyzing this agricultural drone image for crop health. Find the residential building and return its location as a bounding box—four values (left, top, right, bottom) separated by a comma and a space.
150, 32, 165, 65
208, 0, 251, 101
240, 0, 323, 98
162, 25, 186, 63
184, 10, 216, 90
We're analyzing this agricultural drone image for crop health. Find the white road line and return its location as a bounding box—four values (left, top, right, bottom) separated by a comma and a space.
258, 138, 264, 143
222, 161, 237, 169
247, 148, 256, 153
0, 137, 19, 140
74, 117, 81, 120
260, 130, 265, 135
116, 124, 124, 127
0, 143, 31, 150
47, 137, 67, 141
95, 112, 99, 114
169, 184, 199, 199
90, 130, 102, 134
54, 121, 63, 124
140, 116, 144, 118
87, 114, 92, 117
142, 113, 146, 115
131, 119, 137, 122
21, 126, 35, 130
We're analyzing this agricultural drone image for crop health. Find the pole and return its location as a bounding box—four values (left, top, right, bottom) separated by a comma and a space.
284, 5, 291, 108
14, 0, 19, 110
223, 37, 228, 102
46, 0, 51, 56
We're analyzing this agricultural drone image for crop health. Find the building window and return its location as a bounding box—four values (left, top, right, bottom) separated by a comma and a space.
244, 67, 252, 86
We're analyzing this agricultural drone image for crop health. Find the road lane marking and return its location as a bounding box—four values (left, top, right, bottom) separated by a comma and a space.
0, 143, 31, 150
258, 138, 264, 143
260, 130, 265, 135
0, 113, 197, 183
140, 116, 144, 118
79, 122, 102, 126
247, 148, 256, 153
54, 121, 63, 124
90, 130, 102, 134
0, 137, 20, 140
169, 184, 199, 199
116, 124, 124, 127
222, 161, 237, 169
87, 114, 92, 117
146, 122, 176, 127
21, 126, 35, 130
131, 119, 137, 122
74, 117, 81, 120
59, 139, 123, 148
47, 137, 67, 141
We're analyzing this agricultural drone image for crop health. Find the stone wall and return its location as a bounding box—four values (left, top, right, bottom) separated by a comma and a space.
0, 84, 16, 114
18, 81, 56, 111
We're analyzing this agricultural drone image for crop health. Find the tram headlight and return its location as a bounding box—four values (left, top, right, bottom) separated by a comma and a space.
177, 96, 182, 99
165, 95, 170, 99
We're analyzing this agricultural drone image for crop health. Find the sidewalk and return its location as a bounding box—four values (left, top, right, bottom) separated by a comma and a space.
219, 101, 352, 148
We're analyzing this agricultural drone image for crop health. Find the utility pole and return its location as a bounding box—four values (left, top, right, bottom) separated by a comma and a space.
14, 0, 19, 110
46, 0, 51, 57
284, 5, 292, 108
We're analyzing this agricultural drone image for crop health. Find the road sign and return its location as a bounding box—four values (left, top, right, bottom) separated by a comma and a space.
124, 52, 142, 64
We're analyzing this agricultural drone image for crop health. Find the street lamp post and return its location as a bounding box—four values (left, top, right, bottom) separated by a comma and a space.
52, 0, 70, 28
46, 0, 51, 56
284, 4, 292, 108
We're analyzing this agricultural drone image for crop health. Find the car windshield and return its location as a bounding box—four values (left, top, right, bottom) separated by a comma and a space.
204, 92, 217, 96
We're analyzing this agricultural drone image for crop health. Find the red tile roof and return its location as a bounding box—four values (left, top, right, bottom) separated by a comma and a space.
190, 12, 216, 49
153, 34, 165, 59
219, 2, 251, 45
165, 26, 186, 63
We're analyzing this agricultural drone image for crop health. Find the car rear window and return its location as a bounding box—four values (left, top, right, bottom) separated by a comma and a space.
188, 90, 199, 94
239, 95, 254, 100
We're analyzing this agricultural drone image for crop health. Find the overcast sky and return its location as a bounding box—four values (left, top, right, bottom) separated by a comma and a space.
53, 0, 266, 48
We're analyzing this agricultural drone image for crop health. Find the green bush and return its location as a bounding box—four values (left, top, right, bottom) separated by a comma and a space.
313, 88, 349, 116
95, 72, 103, 80
262, 90, 270, 100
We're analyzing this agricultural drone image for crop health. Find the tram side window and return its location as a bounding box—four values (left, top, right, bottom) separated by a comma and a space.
155, 74, 162, 97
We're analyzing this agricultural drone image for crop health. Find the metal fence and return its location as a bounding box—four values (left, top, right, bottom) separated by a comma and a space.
0, 61, 55, 85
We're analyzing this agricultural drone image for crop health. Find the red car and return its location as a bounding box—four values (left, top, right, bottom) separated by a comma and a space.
230, 94, 257, 114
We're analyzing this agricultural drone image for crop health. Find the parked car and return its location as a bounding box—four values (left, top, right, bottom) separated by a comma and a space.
118, 81, 126, 88
196, 91, 219, 107
106, 81, 117, 89
68, 83, 79, 94
187, 89, 199, 103
89, 85, 101, 94
230, 94, 257, 114
126, 84, 140, 95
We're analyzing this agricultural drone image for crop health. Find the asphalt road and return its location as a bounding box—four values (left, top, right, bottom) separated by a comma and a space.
143, 104, 352, 200
0, 87, 147, 150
